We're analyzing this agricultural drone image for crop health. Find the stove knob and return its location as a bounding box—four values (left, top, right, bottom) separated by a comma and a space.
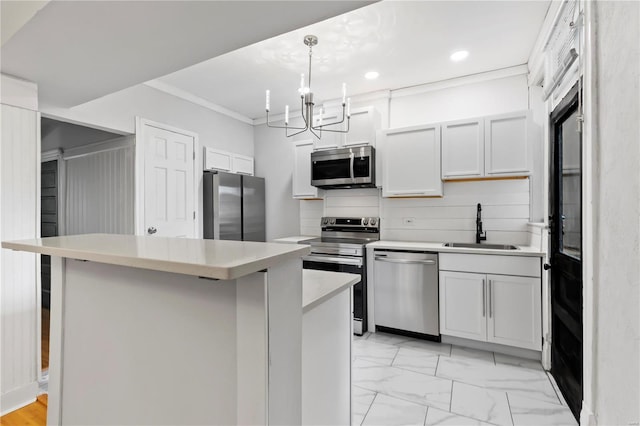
370, 218, 377, 226
329, 218, 336, 225
322, 218, 329, 225
363, 218, 369, 225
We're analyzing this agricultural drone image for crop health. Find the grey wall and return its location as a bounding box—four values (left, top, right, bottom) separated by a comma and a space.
253, 123, 299, 241
41, 118, 122, 151
592, 1, 640, 424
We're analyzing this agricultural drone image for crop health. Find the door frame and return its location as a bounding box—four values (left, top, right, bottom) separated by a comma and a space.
134, 117, 201, 238
548, 82, 583, 419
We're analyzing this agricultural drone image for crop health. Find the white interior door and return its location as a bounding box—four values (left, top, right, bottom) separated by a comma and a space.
142, 124, 196, 237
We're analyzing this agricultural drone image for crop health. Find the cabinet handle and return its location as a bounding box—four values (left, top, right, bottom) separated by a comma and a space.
482, 279, 486, 317
489, 279, 493, 318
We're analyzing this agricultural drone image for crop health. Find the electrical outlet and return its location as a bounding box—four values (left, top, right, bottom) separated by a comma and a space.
402, 217, 415, 226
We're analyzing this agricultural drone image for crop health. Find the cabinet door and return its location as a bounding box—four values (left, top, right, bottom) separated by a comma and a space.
232, 154, 254, 176
344, 106, 378, 148
439, 271, 487, 341
441, 119, 484, 179
313, 108, 343, 151
293, 140, 319, 199
382, 124, 443, 197
204, 148, 232, 172
484, 111, 530, 176
486, 274, 541, 350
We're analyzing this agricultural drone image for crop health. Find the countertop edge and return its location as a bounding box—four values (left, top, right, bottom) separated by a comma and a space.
302, 270, 360, 313
366, 241, 545, 257
2, 239, 310, 280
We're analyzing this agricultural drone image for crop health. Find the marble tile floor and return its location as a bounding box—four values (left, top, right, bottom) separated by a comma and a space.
353, 332, 577, 426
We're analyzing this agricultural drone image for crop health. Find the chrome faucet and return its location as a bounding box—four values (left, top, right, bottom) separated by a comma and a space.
476, 203, 487, 244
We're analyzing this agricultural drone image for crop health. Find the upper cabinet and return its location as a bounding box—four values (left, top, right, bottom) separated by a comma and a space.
441, 118, 484, 179
484, 111, 530, 176
441, 111, 531, 180
381, 124, 443, 197
312, 105, 380, 151
344, 106, 380, 148
292, 140, 320, 199
204, 148, 254, 176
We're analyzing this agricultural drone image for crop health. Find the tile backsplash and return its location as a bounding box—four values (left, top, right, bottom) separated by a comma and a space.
300, 179, 531, 245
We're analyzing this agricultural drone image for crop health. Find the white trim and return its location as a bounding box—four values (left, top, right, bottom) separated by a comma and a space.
581, 0, 597, 417
0, 74, 38, 111
41, 148, 62, 162
143, 80, 253, 125
391, 65, 529, 99
62, 135, 133, 160
35, 112, 43, 386
134, 117, 201, 238
580, 402, 597, 426
0, 381, 39, 416
528, 0, 565, 86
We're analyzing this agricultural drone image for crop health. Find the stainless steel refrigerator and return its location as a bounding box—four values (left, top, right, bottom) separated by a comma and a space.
203, 171, 266, 242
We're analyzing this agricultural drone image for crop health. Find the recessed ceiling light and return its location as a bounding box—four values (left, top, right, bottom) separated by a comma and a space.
450, 50, 469, 62
364, 71, 379, 80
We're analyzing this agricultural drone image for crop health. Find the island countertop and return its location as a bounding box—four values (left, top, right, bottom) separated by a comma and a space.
1, 234, 310, 280
302, 270, 360, 313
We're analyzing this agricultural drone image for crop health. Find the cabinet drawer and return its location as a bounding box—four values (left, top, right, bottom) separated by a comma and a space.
439, 253, 540, 278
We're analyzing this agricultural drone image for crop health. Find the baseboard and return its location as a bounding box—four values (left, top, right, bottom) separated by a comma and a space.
580, 403, 597, 426
441, 335, 542, 361
0, 381, 39, 415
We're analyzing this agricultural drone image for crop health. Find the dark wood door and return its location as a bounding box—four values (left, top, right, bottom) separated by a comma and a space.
41, 160, 58, 309
549, 85, 582, 420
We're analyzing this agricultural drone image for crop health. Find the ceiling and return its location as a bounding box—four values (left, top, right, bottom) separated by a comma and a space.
153, 1, 552, 120
0, 0, 371, 107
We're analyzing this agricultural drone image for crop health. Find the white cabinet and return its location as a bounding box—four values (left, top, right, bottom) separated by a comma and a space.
439, 271, 487, 341
441, 111, 531, 180
293, 140, 320, 199
232, 154, 254, 175
204, 148, 254, 175
311, 105, 380, 150
312, 108, 343, 151
344, 106, 380, 148
484, 111, 530, 176
441, 118, 484, 179
381, 124, 443, 197
439, 254, 542, 351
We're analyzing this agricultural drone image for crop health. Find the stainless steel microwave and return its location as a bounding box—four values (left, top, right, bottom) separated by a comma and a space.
311, 146, 376, 189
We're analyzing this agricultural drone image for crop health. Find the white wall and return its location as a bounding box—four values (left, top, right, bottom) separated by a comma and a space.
40, 83, 254, 156
64, 137, 135, 235
253, 124, 299, 241
591, 2, 640, 424
0, 75, 40, 414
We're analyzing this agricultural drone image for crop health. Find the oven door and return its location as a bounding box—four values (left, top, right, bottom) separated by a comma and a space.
302, 254, 367, 335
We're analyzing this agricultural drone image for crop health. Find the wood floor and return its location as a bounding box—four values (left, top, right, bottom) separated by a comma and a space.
42, 308, 49, 371
0, 309, 50, 424
0, 394, 47, 425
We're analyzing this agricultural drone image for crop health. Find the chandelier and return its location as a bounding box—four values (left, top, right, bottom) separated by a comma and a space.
265, 35, 351, 139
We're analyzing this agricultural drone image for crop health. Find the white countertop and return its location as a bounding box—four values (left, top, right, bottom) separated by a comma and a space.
367, 240, 545, 257
302, 270, 360, 313
273, 236, 317, 244
2, 234, 310, 280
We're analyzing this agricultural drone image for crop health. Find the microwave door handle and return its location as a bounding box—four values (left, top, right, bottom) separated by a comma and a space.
350, 152, 355, 181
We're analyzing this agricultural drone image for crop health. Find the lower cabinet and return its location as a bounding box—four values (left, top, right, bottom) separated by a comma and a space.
439, 254, 542, 351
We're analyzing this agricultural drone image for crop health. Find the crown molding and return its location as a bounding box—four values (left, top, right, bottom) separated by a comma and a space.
143, 80, 253, 125
391, 65, 529, 99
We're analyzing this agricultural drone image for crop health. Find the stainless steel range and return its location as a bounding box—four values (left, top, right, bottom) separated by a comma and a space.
302, 217, 380, 335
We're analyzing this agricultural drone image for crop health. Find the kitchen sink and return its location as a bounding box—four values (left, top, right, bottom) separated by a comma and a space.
443, 242, 519, 250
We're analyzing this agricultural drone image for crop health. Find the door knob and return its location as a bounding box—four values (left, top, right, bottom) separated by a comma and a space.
147, 227, 157, 235
543, 263, 552, 270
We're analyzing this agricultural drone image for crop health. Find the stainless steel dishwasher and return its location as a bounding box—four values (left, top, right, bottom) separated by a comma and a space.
373, 250, 440, 338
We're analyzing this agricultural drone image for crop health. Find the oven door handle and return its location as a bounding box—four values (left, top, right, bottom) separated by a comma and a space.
349, 151, 355, 181
303, 255, 363, 267
374, 257, 436, 265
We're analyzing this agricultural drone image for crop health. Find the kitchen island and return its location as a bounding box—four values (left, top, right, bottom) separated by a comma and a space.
3, 234, 335, 425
